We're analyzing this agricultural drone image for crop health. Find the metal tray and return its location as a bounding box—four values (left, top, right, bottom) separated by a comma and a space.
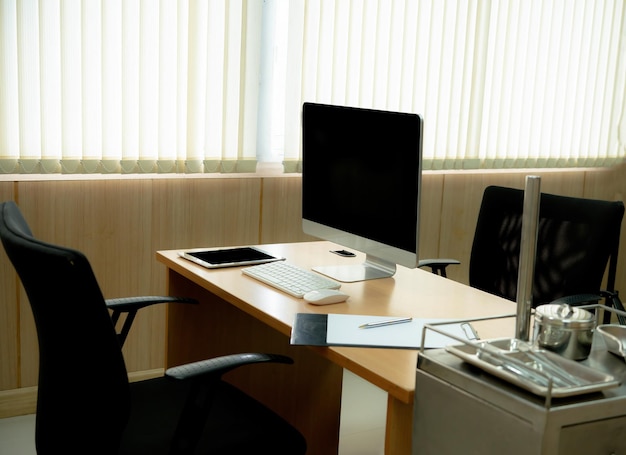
446, 338, 620, 398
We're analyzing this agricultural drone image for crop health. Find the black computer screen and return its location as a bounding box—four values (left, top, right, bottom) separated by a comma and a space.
302, 102, 422, 260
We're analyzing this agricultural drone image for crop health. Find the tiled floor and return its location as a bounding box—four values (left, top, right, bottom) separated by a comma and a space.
0, 369, 387, 455
338, 370, 387, 455
0, 413, 36, 455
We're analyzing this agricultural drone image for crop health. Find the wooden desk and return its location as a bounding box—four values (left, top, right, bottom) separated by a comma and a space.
157, 241, 516, 455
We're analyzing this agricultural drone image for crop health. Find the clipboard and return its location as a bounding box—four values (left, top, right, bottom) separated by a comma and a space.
290, 313, 478, 349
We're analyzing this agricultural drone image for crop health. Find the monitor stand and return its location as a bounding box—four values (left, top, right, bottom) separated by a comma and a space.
313, 255, 397, 283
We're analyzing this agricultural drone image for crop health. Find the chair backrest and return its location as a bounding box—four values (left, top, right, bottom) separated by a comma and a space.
0, 201, 130, 453
469, 186, 625, 307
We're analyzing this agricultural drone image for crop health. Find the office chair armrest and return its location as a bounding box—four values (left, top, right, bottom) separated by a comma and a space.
106, 295, 198, 311
548, 294, 603, 306
106, 296, 198, 347
418, 258, 461, 277
166, 353, 294, 381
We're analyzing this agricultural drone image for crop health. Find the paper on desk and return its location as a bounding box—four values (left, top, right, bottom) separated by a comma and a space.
326, 314, 476, 349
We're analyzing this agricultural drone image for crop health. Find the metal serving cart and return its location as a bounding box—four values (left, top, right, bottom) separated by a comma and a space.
413, 311, 626, 455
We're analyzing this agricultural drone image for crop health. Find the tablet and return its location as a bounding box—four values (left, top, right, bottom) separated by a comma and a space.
179, 246, 285, 269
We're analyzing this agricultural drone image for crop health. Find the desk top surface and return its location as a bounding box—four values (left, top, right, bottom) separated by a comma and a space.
157, 241, 517, 403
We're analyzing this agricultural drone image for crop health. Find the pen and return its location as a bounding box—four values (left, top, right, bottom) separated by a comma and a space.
359, 317, 413, 329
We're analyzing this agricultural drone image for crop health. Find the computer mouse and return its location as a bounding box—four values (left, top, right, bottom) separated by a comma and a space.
303, 289, 349, 305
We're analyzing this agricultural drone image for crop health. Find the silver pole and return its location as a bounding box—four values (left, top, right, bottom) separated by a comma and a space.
515, 175, 541, 341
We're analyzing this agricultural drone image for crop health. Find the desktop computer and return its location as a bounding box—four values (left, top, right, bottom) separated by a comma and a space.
301, 102, 424, 282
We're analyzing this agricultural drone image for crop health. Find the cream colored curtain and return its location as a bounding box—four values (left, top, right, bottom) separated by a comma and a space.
278, 0, 626, 170
0, 0, 260, 174
1, 0, 625, 174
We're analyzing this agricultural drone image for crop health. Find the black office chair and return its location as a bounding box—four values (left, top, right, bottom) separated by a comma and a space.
0, 201, 306, 455
419, 186, 626, 318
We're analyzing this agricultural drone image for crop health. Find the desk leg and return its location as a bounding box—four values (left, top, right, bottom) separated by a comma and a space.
165, 270, 343, 455
385, 395, 413, 455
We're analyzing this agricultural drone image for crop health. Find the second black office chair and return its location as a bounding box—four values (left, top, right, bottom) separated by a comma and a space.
0, 201, 306, 455
420, 186, 625, 313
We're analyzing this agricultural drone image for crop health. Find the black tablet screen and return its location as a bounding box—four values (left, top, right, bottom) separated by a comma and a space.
187, 247, 276, 265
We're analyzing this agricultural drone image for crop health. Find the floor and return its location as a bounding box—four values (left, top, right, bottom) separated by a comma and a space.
0, 369, 387, 455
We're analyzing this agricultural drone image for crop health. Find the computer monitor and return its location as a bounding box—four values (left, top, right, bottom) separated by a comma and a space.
301, 102, 423, 282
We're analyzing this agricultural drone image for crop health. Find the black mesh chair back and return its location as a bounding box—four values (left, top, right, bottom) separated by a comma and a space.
469, 186, 625, 307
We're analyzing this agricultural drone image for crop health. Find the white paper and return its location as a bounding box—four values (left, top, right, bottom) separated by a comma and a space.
326, 314, 476, 349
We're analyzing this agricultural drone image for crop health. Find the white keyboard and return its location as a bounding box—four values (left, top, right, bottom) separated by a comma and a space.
242, 261, 341, 298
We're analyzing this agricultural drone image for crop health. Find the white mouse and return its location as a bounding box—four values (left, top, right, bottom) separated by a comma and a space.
303, 289, 349, 305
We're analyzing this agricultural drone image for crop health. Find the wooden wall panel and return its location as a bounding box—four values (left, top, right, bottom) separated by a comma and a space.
418, 173, 445, 262
0, 183, 17, 390
260, 176, 316, 244
584, 163, 626, 202
151, 177, 263, 250
584, 163, 626, 294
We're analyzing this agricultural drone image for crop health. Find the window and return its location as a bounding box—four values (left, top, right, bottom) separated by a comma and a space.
273, 0, 626, 171
0, 0, 261, 174
1, 0, 625, 175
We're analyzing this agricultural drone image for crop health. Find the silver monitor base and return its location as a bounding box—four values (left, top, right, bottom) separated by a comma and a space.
313, 256, 397, 283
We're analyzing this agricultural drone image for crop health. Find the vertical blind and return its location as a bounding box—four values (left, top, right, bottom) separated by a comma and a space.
0, 0, 625, 174
0, 0, 261, 174
278, 0, 626, 171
